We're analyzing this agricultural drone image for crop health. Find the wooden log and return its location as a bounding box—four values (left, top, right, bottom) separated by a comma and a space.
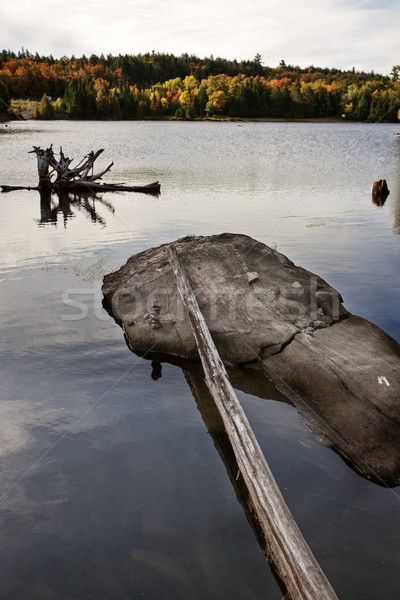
63, 180, 161, 194
1, 185, 39, 192
1, 181, 160, 195
167, 244, 338, 600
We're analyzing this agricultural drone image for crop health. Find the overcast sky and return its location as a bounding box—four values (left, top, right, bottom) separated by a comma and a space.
1, 0, 399, 75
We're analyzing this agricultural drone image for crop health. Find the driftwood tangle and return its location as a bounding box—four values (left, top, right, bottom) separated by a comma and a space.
30, 145, 114, 190
0, 146, 160, 195
167, 244, 338, 600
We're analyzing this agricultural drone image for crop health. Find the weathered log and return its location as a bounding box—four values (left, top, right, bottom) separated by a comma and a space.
63, 180, 160, 194
1, 181, 160, 195
167, 243, 338, 600
1, 185, 39, 192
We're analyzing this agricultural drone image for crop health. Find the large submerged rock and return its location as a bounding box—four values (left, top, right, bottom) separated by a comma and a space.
102, 233, 400, 485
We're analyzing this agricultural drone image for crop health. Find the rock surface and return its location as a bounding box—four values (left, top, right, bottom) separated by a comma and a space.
102, 233, 400, 484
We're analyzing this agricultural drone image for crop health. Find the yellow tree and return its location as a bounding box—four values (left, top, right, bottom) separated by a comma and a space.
206, 90, 228, 116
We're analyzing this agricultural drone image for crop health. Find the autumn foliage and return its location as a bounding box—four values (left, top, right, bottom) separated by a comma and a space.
0, 50, 399, 121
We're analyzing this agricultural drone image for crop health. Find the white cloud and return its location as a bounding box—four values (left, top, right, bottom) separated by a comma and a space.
0, 0, 399, 74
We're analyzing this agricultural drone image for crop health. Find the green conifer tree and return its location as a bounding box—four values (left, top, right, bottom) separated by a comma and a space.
0, 79, 11, 113
34, 92, 54, 119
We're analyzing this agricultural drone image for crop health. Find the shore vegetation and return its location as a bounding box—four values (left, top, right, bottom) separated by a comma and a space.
1, 50, 399, 122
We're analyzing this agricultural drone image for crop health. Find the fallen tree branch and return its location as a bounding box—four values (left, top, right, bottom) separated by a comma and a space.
167, 243, 338, 600
1, 185, 39, 192
59, 180, 160, 194
84, 162, 114, 182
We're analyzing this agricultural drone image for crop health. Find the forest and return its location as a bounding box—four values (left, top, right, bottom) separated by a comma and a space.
0, 49, 399, 122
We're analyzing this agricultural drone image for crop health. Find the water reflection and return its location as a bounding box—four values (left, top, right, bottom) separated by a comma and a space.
38, 189, 115, 227
139, 355, 291, 553
372, 194, 388, 207
151, 360, 163, 381
183, 362, 288, 596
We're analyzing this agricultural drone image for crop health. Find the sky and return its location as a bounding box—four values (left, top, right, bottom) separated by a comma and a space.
1, 0, 399, 75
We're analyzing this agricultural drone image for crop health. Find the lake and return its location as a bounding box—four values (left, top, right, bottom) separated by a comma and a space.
0, 119, 399, 599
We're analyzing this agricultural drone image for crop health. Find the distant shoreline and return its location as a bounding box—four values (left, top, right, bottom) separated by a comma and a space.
1, 112, 396, 125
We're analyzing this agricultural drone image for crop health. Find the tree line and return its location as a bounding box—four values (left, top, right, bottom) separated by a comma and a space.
0, 50, 399, 122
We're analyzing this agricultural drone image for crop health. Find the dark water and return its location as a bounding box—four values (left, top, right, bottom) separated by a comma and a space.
0, 119, 399, 599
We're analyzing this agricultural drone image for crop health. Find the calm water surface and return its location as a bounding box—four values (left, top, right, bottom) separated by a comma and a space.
0, 120, 399, 599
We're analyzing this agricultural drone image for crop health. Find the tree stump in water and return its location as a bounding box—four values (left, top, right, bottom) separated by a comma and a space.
30, 146, 52, 189
29, 145, 114, 190
372, 179, 389, 205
